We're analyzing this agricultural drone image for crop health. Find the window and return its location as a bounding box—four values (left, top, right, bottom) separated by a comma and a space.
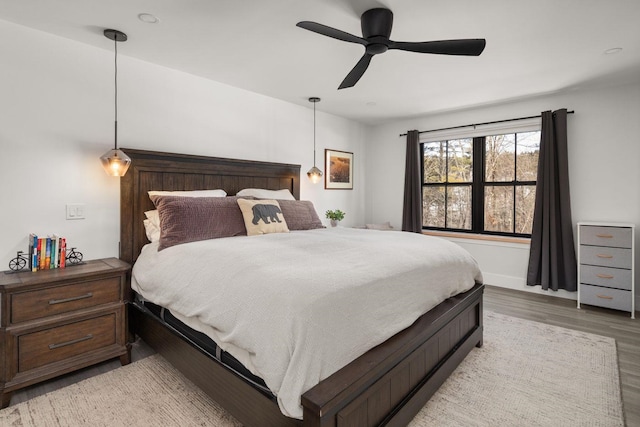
422, 130, 540, 237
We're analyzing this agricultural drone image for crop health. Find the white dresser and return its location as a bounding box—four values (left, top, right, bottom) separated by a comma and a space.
577, 222, 635, 318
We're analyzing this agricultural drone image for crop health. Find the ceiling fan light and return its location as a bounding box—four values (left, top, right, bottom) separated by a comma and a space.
100, 148, 131, 177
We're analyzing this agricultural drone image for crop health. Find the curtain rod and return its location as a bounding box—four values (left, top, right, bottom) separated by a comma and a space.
399, 110, 575, 137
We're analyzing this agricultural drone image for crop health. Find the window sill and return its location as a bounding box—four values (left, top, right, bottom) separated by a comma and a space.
422, 230, 530, 245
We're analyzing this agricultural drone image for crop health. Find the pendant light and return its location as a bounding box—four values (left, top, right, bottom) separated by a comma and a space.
100, 29, 131, 177
307, 97, 323, 183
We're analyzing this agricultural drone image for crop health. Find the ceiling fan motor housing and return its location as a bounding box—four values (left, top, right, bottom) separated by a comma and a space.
362, 9, 393, 54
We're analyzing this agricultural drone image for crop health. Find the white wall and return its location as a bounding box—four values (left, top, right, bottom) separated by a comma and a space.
365, 81, 640, 306
0, 20, 367, 263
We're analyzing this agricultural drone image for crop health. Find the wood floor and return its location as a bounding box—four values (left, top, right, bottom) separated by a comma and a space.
8, 285, 640, 426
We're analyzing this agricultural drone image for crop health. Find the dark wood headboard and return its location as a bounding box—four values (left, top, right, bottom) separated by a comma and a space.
119, 148, 300, 264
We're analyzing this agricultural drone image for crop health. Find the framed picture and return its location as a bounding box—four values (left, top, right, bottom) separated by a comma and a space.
325, 149, 353, 190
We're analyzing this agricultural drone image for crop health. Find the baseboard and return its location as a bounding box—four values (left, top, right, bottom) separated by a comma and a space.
482, 272, 577, 301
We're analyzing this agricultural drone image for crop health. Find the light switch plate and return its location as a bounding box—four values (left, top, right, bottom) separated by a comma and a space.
66, 203, 86, 220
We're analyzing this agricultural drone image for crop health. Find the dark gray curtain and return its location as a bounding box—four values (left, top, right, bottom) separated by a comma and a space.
527, 109, 577, 291
402, 130, 422, 233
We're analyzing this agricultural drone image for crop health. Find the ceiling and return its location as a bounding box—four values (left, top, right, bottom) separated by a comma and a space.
2, 0, 639, 125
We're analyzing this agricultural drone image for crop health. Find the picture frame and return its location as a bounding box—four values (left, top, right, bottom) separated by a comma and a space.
325, 149, 353, 190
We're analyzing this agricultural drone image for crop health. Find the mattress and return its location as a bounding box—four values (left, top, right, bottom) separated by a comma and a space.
135, 295, 273, 398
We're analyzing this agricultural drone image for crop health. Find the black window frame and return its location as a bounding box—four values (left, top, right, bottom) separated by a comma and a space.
421, 132, 539, 238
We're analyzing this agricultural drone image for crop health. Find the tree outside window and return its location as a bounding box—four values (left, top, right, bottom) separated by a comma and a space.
422, 131, 540, 237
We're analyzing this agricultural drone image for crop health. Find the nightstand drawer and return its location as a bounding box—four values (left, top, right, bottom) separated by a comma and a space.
580, 265, 632, 290
580, 245, 632, 269
11, 277, 121, 324
18, 313, 117, 372
580, 284, 632, 312
579, 226, 632, 248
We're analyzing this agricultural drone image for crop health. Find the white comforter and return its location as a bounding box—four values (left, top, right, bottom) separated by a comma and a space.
131, 227, 482, 419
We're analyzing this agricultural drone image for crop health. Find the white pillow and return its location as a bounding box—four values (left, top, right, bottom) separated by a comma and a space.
147, 189, 227, 198
143, 210, 161, 242
236, 188, 295, 200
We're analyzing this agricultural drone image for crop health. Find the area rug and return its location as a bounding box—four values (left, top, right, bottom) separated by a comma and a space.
0, 312, 624, 427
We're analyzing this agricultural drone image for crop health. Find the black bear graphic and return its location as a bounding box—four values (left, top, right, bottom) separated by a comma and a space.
252, 204, 283, 225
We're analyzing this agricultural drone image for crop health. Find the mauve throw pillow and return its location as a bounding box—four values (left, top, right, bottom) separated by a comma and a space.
278, 200, 325, 230
150, 195, 247, 250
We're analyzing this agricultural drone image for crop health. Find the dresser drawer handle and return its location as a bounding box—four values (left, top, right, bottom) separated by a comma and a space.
596, 274, 614, 279
48, 334, 93, 350
49, 292, 93, 305
596, 254, 613, 259
596, 294, 614, 300
595, 234, 613, 238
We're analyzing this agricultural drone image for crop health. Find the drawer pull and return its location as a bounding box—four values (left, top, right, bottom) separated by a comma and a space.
596, 254, 613, 259
596, 274, 614, 279
49, 292, 93, 305
48, 334, 93, 350
596, 294, 614, 300
595, 234, 613, 238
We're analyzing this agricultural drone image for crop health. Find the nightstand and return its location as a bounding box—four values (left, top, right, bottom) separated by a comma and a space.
0, 258, 131, 408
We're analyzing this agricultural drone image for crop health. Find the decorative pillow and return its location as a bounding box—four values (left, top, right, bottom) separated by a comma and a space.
278, 200, 325, 230
148, 189, 227, 198
143, 209, 161, 243
236, 188, 295, 201
237, 199, 290, 236
150, 195, 247, 250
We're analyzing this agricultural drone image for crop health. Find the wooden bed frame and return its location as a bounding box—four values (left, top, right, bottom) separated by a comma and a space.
119, 148, 484, 427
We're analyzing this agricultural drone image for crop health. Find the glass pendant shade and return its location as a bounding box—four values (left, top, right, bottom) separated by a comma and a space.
100, 148, 131, 177
307, 166, 323, 183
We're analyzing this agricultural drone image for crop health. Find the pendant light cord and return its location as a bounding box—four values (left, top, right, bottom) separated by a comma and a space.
313, 101, 316, 166
114, 36, 118, 150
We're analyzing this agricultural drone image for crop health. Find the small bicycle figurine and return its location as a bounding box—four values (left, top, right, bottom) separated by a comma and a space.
8, 248, 84, 271
8, 251, 28, 271
66, 248, 83, 265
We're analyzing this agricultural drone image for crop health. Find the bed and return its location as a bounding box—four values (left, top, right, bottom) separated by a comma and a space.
120, 148, 484, 427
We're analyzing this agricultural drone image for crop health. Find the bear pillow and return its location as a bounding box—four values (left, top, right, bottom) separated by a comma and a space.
237, 199, 290, 236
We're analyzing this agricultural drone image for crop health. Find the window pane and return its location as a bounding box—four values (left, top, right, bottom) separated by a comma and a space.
423, 186, 445, 227
485, 134, 515, 182
516, 131, 540, 181
446, 186, 472, 230
447, 139, 472, 183
515, 185, 536, 234
484, 186, 514, 232
423, 142, 446, 183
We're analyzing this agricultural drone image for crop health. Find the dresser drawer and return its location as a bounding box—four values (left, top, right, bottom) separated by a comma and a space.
580, 284, 632, 312
579, 226, 632, 248
18, 313, 117, 372
579, 245, 632, 269
580, 265, 632, 290
11, 277, 121, 324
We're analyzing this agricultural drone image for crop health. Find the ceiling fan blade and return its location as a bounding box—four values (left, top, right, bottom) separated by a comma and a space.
296, 21, 366, 45
390, 39, 486, 56
338, 53, 374, 90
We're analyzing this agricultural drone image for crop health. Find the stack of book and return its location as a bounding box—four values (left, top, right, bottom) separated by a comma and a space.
28, 234, 67, 272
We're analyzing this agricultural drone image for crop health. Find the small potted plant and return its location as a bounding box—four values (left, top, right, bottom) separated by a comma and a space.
325, 209, 345, 227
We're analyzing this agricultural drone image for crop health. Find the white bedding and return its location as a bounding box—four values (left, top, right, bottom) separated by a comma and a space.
131, 227, 482, 419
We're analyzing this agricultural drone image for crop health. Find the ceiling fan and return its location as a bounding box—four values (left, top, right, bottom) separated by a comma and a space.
297, 8, 486, 89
